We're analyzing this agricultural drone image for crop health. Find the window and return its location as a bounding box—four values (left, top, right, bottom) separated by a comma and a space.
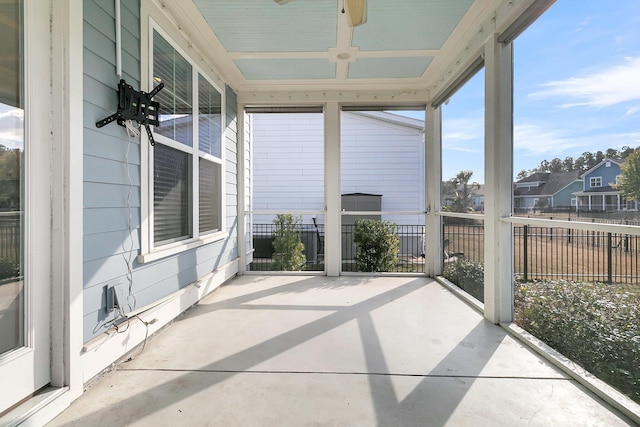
590, 176, 602, 187
150, 28, 224, 250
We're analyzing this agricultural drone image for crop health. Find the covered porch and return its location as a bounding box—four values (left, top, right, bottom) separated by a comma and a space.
48, 275, 633, 426
2, 0, 640, 424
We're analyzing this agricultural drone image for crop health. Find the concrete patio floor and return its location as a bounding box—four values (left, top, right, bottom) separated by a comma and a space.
49, 275, 634, 426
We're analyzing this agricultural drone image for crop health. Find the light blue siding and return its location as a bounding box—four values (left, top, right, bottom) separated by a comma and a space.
583, 161, 622, 190
82, 1, 238, 341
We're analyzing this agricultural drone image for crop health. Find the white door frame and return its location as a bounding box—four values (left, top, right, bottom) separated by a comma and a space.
0, 0, 83, 421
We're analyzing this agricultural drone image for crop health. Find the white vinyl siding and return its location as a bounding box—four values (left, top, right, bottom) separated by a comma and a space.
252, 112, 425, 225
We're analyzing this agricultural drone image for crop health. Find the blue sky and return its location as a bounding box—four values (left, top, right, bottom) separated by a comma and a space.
429, 1, 640, 183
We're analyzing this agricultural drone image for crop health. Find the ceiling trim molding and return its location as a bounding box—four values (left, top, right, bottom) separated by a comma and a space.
154, 0, 245, 88
426, 0, 552, 104
238, 88, 429, 106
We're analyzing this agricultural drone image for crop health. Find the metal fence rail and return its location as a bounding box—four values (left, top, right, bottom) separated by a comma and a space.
514, 225, 640, 284
443, 221, 640, 284
250, 223, 425, 273
0, 212, 20, 262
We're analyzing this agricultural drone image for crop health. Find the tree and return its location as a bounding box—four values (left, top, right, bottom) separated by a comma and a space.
614, 150, 640, 201
0, 146, 21, 210
620, 146, 635, 159
549, 158, 563, 172
445, 170, 475, 213
353, 219, 399, 272
605, 148, 619, 159
562, 156, 574, 172
272, 214, 306, 271
581, 151, 595, 169
516, 170, 530, 180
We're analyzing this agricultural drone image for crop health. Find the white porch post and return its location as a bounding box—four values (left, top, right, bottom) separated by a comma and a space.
425, 105, 443, 276
484, 34, 514, 324
325, 102, 341, 276
237, 104, 246, 274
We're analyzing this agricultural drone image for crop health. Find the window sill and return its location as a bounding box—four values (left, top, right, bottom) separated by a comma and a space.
137, 231, 228, 264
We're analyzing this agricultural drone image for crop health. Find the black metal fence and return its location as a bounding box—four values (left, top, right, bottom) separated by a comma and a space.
515, 225, 640, 284
249, 223, 425, 273
0, 212, 21, 280
442, 221, 640, 284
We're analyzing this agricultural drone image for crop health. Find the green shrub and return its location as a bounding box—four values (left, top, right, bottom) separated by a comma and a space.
0, 258, 19, 281
442, 260, 484, 302
353, 219, 399, 272
515, 280, 640, 404
272, 214, 306, 271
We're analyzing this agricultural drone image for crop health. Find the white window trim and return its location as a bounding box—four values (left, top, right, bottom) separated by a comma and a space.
590, 176, 602, 187
138, 19, 226, 263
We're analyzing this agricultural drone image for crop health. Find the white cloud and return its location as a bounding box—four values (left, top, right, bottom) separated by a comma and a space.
515, 121, 640, 157
0, 108, 24, 149
442, 117, 483, 153
529, 56, 640, 108
514, 123, 581, 155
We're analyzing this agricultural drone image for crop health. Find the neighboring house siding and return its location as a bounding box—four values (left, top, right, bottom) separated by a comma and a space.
252, 112, 425, 225
82, 2, 238, 341
554, 181, 582, 206
583, 162, 621, 190
341, 113, 425, 220
252, 113, 324, 215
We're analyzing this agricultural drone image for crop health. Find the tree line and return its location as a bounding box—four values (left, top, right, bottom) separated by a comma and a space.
516, 146, 638, 180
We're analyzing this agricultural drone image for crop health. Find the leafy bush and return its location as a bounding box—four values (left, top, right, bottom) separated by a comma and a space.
515, 280, 640, 404
272, 214, 306, 271
442, 260, 484, 302
353, 219, 399, 272
0, 258, 19, 281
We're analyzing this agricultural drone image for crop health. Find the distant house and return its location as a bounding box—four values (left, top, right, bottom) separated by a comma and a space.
513, 171, 582, 213
574, 159, 638, 212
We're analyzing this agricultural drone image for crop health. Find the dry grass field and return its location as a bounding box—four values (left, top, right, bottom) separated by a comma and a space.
444, 223, 640, 285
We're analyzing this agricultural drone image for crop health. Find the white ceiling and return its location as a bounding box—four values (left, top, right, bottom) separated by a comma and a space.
180, 0, 550, 97
191, 1, 485, 89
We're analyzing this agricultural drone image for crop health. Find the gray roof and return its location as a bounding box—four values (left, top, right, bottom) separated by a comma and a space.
514, 171, 581, 197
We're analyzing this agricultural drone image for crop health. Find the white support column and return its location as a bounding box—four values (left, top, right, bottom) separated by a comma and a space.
425, 105, 443, 276
325, 102, 341, 276
484, 34, 514, 324
237, 103, 246, 274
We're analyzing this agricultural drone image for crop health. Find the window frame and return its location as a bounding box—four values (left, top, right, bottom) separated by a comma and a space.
590, 176, 602, 188
139, 20, 226, 262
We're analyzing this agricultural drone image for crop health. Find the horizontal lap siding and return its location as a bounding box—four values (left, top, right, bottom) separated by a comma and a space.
252, 112, 424, 225
82, 1, 238, 341
83, 0, 143, 341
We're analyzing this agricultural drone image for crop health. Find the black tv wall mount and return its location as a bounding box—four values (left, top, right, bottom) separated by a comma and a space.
96, 79, 164, 146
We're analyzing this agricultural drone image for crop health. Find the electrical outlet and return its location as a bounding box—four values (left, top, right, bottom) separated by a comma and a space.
105, 282, 126, 313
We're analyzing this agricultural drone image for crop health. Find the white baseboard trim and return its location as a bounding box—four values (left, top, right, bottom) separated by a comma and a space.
80, 260, 238, 384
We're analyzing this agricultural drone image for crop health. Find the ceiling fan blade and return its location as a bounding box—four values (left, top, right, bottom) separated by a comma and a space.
273, 0, 295, 4
345, 0, 367, 27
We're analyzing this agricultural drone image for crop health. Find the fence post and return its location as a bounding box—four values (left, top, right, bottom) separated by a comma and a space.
523, 224, 528, 282
567, 217, 572, 244
607, 232, 612, 285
